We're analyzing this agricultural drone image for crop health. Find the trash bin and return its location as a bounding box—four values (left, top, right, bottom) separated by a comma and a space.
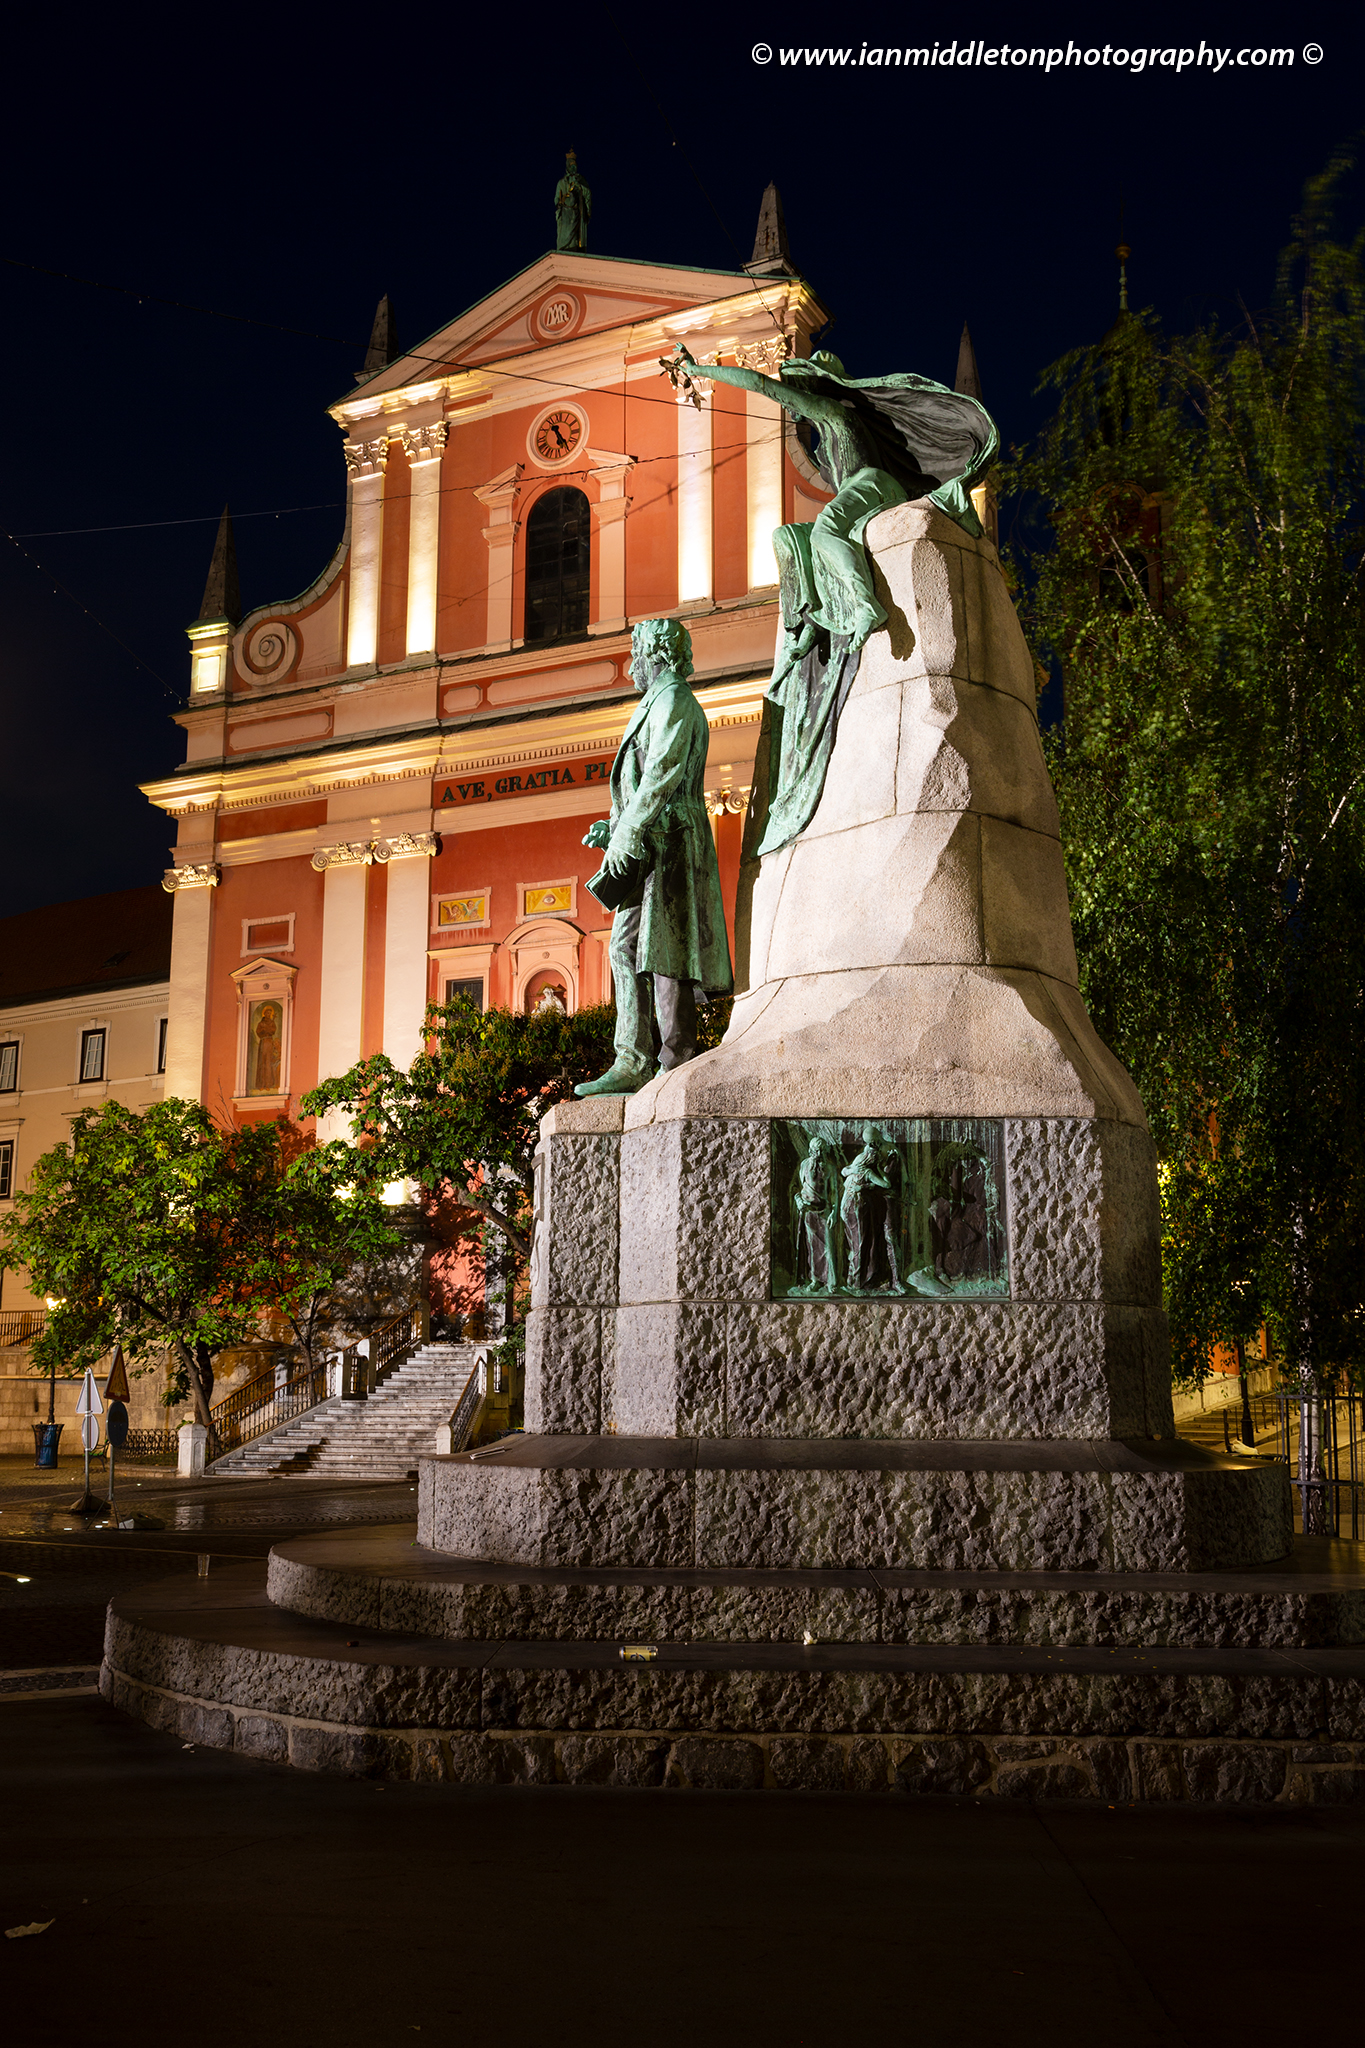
32, 1421, 64, 1468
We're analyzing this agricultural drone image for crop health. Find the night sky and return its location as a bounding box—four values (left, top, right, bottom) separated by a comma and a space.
2, 6, 1358, 918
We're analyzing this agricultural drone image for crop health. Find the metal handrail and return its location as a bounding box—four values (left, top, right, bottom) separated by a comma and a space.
206, 1362, 328, 1463
445, 1351, 489, 1453
371, 1299, 429, 1387
1206, 1382, 1365, 1540
0, 1309, 47, 1347
337, 1300, 430, 1401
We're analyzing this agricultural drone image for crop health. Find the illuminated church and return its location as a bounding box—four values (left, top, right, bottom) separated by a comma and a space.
144, 181, 837, 1135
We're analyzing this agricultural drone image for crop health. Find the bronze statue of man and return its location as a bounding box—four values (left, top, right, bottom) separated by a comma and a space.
576, 617, 732, 1097
554, 150, 591, 251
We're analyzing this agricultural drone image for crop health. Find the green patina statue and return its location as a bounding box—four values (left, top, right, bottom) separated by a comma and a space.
554, 150, 591, 251
576, 617, 733, 1096
673, 344, 997, 854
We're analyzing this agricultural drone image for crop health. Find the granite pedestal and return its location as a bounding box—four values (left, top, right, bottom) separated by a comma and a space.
104, 504, 1304, 1792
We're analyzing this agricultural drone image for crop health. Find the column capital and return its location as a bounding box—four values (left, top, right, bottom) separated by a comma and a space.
376, 832, 439, 862
399, 422, 449, 467
734, 336, 791, 375
312, 832, 440, 872
162, 863, 221, 892
343, 436, 390, 480
311, 840, 376, 872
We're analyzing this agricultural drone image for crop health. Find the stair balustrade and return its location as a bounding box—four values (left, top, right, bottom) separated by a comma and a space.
337, 1300, 431, 1402
0, 1309, 47, 1347
206, 1361, 329, 1464
437, 1348, 511, 1455
371, 1299, 430, 1387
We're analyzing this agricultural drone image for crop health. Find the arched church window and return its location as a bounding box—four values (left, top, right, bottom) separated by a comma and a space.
524, 487, 590, 643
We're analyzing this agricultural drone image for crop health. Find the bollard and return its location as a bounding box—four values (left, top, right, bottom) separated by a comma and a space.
178, 1421, 208, 1478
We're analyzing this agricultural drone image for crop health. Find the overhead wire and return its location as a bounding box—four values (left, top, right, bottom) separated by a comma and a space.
3, 97, 805, 680
1, 526, 175, 693
1, 251, 796, 418
9, 427, 788, 537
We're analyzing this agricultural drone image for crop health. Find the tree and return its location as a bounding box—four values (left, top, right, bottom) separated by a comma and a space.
0, 1099, 399, 1422
204, 1116, 404, 1374
1005, 156, 1365, 1391
302, 997, 616, 1267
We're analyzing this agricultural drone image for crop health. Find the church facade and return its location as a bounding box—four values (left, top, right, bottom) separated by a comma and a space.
143, 200, 834, 1142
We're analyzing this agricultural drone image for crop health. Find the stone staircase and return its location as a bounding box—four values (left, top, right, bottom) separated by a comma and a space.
211, 1343, 480, 1479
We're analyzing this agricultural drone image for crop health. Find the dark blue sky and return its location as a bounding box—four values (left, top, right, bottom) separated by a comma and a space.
2, 5, 1357, 916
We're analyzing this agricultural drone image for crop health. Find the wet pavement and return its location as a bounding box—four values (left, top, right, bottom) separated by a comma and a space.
0, 1456, 418, 1667
5, 1688, 1365, 2048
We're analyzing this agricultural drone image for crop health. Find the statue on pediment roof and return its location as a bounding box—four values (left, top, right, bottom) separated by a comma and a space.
554, 150, 591, 252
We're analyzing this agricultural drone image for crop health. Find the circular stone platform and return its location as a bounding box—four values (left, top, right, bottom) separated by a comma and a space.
99, 1524, 1365, 1802
265, 1525, 1365, 1650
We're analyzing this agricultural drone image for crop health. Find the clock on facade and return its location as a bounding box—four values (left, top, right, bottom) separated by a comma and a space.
532, 409, 584, 464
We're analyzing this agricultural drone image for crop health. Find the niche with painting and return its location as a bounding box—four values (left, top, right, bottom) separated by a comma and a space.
231, 956, 297, 1106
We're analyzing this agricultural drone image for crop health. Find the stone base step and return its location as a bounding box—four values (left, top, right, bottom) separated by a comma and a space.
418, 1434, 1293, 1574
101, 1557, 1365, 1802
265, 1525, 1365, 1649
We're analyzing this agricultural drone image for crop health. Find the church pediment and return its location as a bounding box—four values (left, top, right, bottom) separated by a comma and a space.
343, 253, 761, 402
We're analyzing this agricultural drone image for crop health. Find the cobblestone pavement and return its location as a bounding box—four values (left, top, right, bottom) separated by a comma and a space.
0, 1456, 417, 1668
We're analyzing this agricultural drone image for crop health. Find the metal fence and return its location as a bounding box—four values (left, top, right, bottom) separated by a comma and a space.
1213, 1385, 1365, 1539
0, 1309, 47, 1347
119, 1429, 180, 1461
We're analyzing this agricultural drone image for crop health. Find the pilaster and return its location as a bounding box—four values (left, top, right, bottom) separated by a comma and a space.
316, 862, 369, 1133
383, 836, 439, 1072
344, 436, 389, 670
474, 466, 523, 652
586, 450, 635, 635
161, 864, 219, 1101
676, 394, 713, 607
401, 423, 448, 657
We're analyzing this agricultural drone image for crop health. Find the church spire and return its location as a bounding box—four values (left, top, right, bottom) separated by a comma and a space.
954, 322, 984, 403
198, 504, 240, 624
745, 182, 795, 276
358, 294, 398, 382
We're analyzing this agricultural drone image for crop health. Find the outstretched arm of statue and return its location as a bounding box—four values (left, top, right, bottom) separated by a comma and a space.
671, 343, 803, 413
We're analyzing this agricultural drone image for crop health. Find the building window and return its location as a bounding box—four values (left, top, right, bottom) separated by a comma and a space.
80, 1029, 106, 1082
0, 1139, 12, 1199
524, 487, 590, 644
157, 1017, 168, 1074
443, 977, 485, 1013
0, 1042, 17, 1093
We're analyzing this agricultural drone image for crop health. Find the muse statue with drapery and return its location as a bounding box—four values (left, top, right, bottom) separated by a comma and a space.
671, 344, 996, 855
